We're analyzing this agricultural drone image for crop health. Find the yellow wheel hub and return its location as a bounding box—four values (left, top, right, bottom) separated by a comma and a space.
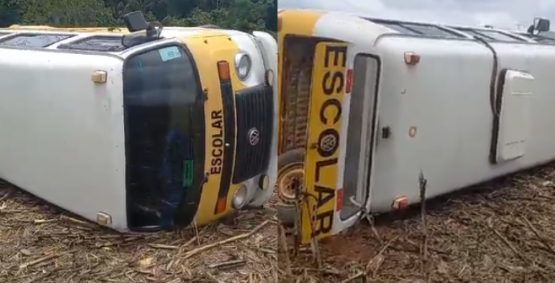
277, 164, 304, 204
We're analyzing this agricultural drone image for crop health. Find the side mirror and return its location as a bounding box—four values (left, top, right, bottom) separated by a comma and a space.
121, 11, 163, 48
123, 11, 149, 32
534, 18, 550, 32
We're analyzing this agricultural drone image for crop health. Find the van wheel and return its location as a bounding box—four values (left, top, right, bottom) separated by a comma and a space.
276, 149, 305, 226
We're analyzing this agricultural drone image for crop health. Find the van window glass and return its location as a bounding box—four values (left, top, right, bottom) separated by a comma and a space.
57, 36, 126, 52
456, 28, 492, 40
474, 30, 524, 42
379, 23, 419, 35
0, 34, 74, 47
455, 28, 525, 42
123, 44, 201, 226
365, 18, 463, 39
402, 23, 462, 38
527, 34, 555, 44
124, 45, 199, 107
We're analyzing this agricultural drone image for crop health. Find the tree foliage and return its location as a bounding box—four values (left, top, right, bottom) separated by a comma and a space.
0, 0, 276, 33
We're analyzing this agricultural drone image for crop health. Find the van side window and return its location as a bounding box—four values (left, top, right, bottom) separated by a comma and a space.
0, 33, 74, 48
523, 34, 555, 44
454, 28, 525, 42
58, 36, 126, 52
401, 23, 462, 38
365, 18, 463, 39
478, 30, 524, 42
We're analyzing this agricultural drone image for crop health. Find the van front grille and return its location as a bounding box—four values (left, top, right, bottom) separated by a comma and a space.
233, 84, 274, 183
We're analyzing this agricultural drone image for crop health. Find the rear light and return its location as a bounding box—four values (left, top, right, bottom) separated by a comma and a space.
392, 195, 409, 210
345, 69, 353, 93
404, 52, 420, 65
336, 188, 344, 211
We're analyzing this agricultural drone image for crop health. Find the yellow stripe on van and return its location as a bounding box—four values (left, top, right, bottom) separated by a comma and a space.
9, 25, 55, 29
278, 9, 325, 36
178, 33, 242, 225
301, 42, 348, 244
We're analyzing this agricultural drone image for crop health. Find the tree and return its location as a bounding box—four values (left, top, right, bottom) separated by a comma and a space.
0, 1, 22, 27
10, 0, 113, 26
1, 0, 275, 33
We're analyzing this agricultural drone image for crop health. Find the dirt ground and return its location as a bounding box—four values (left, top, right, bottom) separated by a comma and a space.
279, 164, 555, 283
0, 181, 278, 283
4, 165, 555, 283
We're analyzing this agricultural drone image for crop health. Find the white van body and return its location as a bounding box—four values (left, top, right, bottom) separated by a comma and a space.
278, 9, 555, 240
0, 36, 130, 230
0, 27, 277, 232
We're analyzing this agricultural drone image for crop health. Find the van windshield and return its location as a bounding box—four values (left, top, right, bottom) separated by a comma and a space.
123, 44, 205, 230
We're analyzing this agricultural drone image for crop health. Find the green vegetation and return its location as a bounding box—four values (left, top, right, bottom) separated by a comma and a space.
0, 0, 276, 34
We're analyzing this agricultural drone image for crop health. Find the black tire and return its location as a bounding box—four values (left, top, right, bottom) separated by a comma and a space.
278, 148, 305, 168
276, 149, 305, 226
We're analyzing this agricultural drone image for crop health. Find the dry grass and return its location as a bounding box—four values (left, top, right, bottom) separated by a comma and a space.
0, 181, 278, 283
280, 164, 555, 283
6, 164, 555, 283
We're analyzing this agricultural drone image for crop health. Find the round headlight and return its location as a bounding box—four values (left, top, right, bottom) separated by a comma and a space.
232, 184, 249, 209
235, 52, 252, 80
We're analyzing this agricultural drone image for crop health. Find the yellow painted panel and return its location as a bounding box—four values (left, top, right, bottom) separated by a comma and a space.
178, 34, 242, 225
301, 42, 348, 244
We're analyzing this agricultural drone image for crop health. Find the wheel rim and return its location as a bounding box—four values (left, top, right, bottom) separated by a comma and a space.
277, 163, 304, 204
